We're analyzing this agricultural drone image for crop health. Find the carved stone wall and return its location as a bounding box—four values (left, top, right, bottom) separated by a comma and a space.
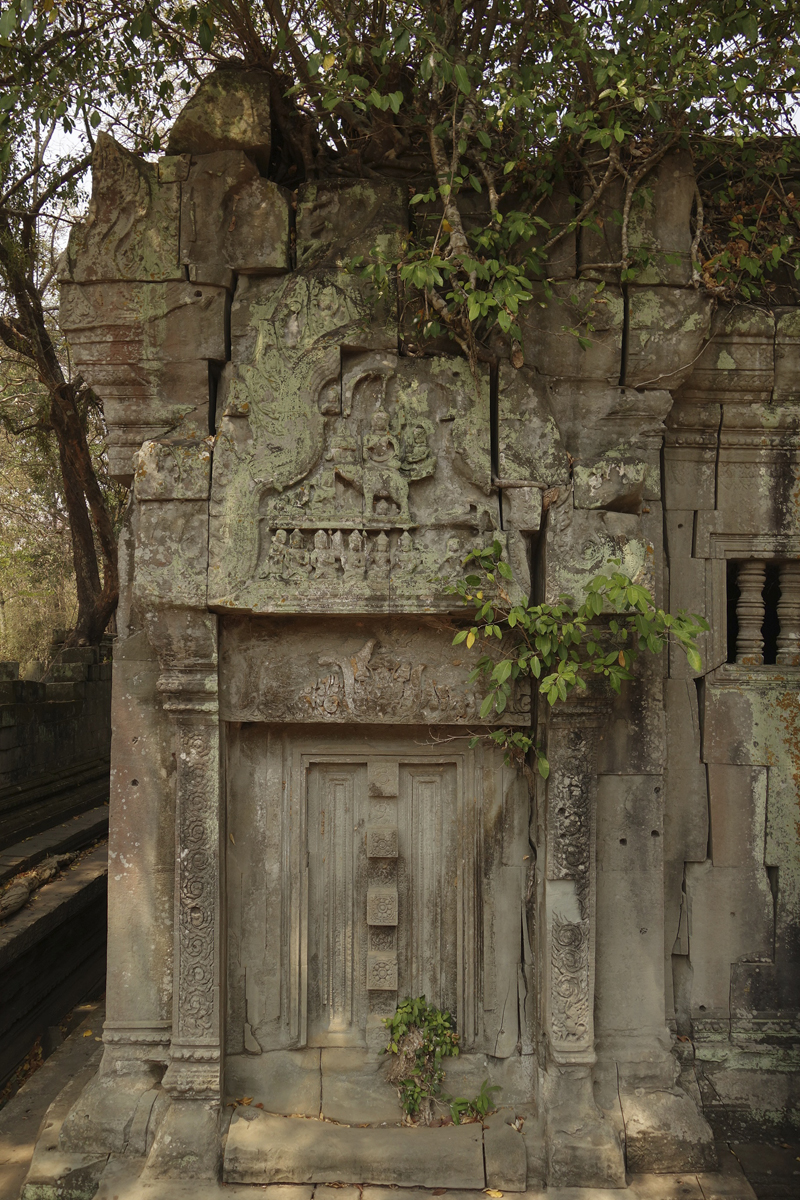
51, 65, 800, 1193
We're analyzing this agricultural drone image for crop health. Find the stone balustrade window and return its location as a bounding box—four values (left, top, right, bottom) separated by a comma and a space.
726, 559, 800, 666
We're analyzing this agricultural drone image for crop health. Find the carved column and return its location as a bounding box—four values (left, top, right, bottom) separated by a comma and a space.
129, 440, 224, 1179
776, 561, 800, 666
735, 560, 766, 665
541, 696, 625, 1188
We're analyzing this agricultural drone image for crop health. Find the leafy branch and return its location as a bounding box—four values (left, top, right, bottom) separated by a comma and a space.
451, 543, 708, 778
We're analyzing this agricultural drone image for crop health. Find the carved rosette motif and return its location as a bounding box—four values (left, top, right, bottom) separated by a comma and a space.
176, 723, 218, 1041
146, 621, 222, 1104
550, 915, 591, 1045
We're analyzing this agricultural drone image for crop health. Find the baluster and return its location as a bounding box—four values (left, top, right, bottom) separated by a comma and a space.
777, 561, 800, 666
735, 560, 766, 665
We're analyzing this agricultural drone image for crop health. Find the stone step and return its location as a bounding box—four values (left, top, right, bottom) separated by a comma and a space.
224, 1109, 487, 1189
0, 805, 109, 885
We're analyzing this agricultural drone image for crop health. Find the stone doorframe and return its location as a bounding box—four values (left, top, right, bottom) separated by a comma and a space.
127, 442, 623, 1183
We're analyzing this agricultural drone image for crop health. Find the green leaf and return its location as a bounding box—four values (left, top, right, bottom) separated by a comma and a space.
454, 64, 470, 94
0, 6, 17, 38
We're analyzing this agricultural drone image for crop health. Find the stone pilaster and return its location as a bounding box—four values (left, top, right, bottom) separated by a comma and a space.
130, 439, 224, 1179
541, 696, 625, 1188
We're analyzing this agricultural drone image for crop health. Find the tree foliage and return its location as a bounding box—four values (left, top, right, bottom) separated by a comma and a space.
135, 0, 800, 356
451, 545, 708, 778
0, 1, 182, 643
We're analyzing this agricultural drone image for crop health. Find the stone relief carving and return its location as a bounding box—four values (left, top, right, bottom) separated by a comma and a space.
547, 728, 593, 912
206, 335, 527, 610
236, 522, 524, 614
219, 616, 530, 725
176, 724, 218, 1043
550, 915, 591, 1044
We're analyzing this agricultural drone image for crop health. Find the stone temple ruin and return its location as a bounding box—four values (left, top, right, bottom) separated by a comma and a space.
32, 68, 800, 1193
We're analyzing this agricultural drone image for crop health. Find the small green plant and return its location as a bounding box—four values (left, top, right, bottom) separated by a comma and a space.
452, 545, 708, 777
383, 996, 460, 1122
444, 1079, 502, 1124
383, 997, 503, 1124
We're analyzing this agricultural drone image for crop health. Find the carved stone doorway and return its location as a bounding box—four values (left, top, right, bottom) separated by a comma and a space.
225, 724, 534, 1124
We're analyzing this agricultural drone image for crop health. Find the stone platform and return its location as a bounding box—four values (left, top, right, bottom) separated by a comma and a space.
87, 1159, 759, 1200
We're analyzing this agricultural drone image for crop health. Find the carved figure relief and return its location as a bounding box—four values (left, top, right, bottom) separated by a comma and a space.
207, 342, 509, 609
248, 525, 495, 611
266, 401, 437, 529
219, 616, 531, 726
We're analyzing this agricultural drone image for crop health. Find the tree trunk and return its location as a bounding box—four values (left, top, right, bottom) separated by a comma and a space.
0, 222, 119, 646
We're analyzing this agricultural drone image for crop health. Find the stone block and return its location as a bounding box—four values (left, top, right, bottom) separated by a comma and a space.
573, 458, 646, 511
629, 1174, 706, 1199
497, 362, 569, 488
626, 150, 697, 286
578, 166, 625, 281
60, 647, 99, 664
229, 271, 397, 365
774, 307, 800, 401
367, 759, 398, 798
0, 662, 19, 681
49, 662, 89, 682
664, 678, 709, 865
596, 774, 668, 1039
626, 287, 713, 390
663, 401, 719, 513
677, 306, 775, 403
513, 180, 576, 280
225, 1050, 321, 1118
167, 68, 272, 171
61, 280, 226, 481
543, 381, 670, 474
60, 280, 227, 363
596, 656, 665, 774
708, 764, 767, 869
366, 826, 398, 858
366, 887, 398, 925
501, 485, 544, 532
223, 1110, 486, 1187
133, 500, 210, 611
702, 686, 758, 766
684, 860, 774, 1019
134, 439, 212, 502
180, 151, 290, 287
320, 1048, 402, 1125
61, 133, 182, 283
543, 497, 654, 605
45, 682, 85, 702
519, 281, 624, 383
619, 1088, 717, 1173
483, 1119, 528, 1191
366, 952, 397, 990
296, 179, 408, 270
143, 1097, 221, 1180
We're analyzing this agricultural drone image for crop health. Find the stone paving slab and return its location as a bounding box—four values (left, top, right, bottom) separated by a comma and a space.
224, 1110, 486, 1188
85, 1160, 758, 1200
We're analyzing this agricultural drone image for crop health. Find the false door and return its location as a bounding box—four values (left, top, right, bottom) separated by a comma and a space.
226, 726, 531, 1082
